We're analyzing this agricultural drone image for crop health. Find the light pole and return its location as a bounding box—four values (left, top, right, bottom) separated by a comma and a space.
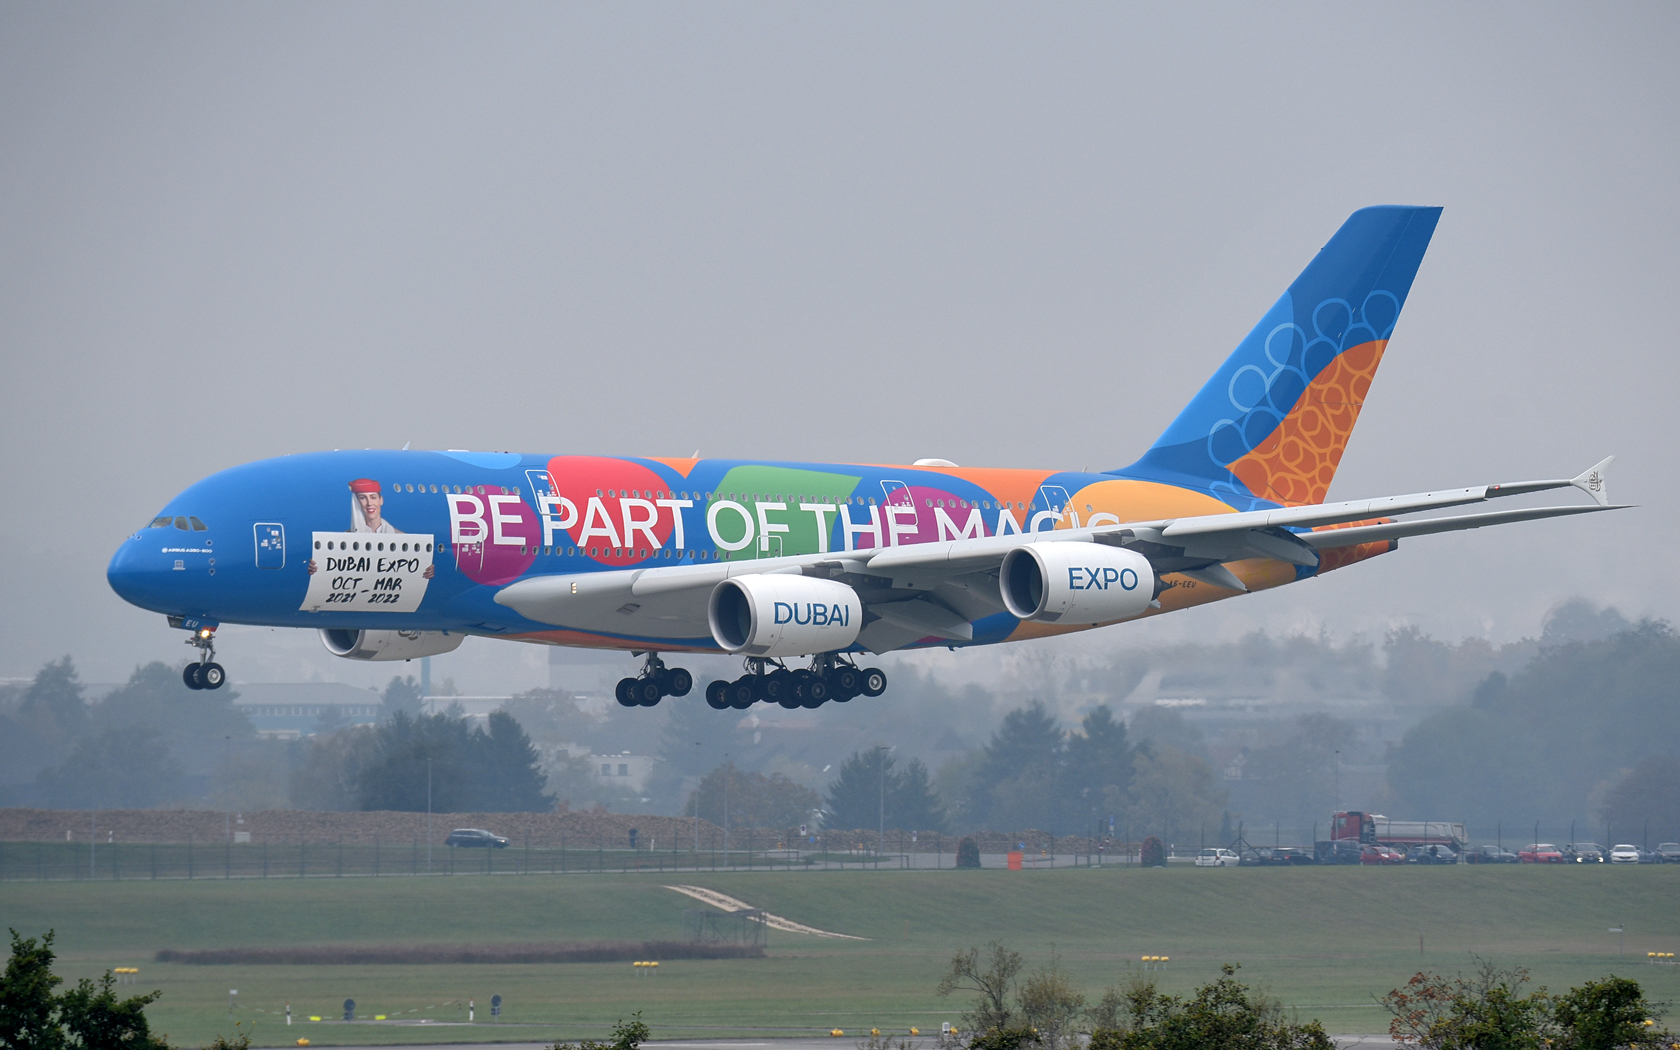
723, 752, 730, 855
1333, 749, 1340, 811
426, 757, 433, 874
225, 735, 232, 843
874, 746, 892, 866
693, 742, 702, 856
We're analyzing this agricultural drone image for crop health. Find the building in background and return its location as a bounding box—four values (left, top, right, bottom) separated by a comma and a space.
231, 682, 384, 738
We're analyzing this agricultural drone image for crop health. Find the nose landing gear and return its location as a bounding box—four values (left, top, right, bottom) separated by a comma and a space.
703, 654, 885, 710
180, 624, 225, 691
615, 653, 693, 707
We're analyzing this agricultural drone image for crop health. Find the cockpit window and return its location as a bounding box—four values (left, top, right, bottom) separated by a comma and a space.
149, 517, 172, 528
174, 517, 189, 530
189, 516, 207, 531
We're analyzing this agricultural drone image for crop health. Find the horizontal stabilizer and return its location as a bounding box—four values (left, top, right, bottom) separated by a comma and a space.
1300, 503, 1626, 549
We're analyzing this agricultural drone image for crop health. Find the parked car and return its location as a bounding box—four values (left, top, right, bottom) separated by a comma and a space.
1519, 843, 1564, 863
1195, 848, 1239, 867
1639, 847, 1664, 864
445, 828, 509, 849
1655, 843, 1680, 863
1407, 844, 1459, 865
1563, 842, 1607, 863
1316, 841, 1363, 865
1609, 844, 1642, 864
1361, 844, 1407, 865
1465, 845, 1519, 864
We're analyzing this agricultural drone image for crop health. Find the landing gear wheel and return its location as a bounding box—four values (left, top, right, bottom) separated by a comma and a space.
666, 668, 693, 697
200, 663, 225, 690
763, 669, 794, 704
791, 669, 814, 699
183, 663, 205, 690
803, 676, 830, 705
727, 677, 757, 709
636, 678, 663, 706
705, 680, 730, 710
833, 667, 860, 695
615, 678, 638, 707
860, 667, 887, 697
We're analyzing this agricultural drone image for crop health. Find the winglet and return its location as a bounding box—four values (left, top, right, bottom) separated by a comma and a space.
1571, 456, 1613, 506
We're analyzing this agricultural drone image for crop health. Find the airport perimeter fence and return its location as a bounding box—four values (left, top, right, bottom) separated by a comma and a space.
0, 826, 1141, 882
5, 815, 1667, 882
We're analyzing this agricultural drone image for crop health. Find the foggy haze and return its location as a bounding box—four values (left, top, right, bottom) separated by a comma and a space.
2, 4, 1676, 692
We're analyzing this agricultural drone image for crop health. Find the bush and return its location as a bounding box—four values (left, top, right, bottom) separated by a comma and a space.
965, 1028, 1040, 1050
547, 1012, 649, 1050
3, 929, 171, 1050
1101, 964, 1331, 1049
956, 836, 981, 869
1378, 960, 1674, 1049
1139, 837, 1166, 868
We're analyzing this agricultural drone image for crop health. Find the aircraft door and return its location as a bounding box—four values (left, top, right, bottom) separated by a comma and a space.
254, 523, 285, 568
1037, 485, 1076, 529
880, 480, 920, 525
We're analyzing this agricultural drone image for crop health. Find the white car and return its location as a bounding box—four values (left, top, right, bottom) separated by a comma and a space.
1195, 848, 1239, 867
1609, 844, 1642, 863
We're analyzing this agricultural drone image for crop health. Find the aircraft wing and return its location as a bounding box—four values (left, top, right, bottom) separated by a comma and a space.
492, 457, 1621, 648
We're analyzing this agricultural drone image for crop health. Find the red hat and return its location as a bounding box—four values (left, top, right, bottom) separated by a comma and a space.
348, 478, 381, 494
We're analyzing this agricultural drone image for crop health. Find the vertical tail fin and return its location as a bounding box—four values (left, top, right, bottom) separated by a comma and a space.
1116, 206, 1442, 507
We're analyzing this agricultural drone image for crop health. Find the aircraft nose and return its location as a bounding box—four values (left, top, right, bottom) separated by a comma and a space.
107, 533, 175, 613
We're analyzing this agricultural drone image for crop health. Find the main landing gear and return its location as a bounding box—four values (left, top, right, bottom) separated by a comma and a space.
615, 653, 693, 708
181, 625, 225, 691
704, 655, 886, 711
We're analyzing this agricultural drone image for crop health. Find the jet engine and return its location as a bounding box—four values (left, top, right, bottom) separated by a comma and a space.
1000, 542, 1155, 625
708, 574, 863, 658
319, 628, 466, 661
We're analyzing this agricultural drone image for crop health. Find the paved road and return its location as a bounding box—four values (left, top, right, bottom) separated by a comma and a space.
318, 1037, 1400, 1049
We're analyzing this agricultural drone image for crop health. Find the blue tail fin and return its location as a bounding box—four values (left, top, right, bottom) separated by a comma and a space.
1115, 206, 1442, 508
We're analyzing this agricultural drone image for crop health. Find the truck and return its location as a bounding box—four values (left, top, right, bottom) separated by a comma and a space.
1319, 811, 1466, 860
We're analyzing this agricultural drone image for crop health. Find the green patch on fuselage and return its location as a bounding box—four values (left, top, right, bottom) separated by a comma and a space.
707, 465, 862, 559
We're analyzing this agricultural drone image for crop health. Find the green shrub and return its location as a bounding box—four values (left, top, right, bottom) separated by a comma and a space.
956, 836, 981, 869
547, 1011, 649, 1050
1139, 837, 1166, 868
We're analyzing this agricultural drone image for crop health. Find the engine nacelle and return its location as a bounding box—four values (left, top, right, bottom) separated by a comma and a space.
708, 575, 863, 658
319, 628, 466, 661
1000, 542, 1155, 625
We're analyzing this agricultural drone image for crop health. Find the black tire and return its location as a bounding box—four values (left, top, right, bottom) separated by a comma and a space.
833, 667, 860, 694
728, 677, 757, 709
860, 667, 887, 697
791, 669, 813, 699
763, 669, 794, 704
805, 676, 829, 703
201, 663, 226, 690
666, 668, 693, 697
182, 663, 204, 690
705, 680, 730, 710
637, 678, 663, 706
615, 678, 638, 707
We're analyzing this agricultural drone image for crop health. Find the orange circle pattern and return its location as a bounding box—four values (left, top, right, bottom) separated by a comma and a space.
1227, 340, 1385, 506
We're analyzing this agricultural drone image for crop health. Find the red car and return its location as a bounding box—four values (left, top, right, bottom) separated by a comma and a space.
1361, 845, 1406, 865
1519, 843, 1564, 863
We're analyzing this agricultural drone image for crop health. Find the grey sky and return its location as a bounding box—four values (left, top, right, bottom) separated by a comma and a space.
3, 4, 1676, 691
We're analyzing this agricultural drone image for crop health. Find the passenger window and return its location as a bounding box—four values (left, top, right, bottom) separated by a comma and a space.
189, 516, 208, 531
174, 517, 189, 530
149, 517, 171, 528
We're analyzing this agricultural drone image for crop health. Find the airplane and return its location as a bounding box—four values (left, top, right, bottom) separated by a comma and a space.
107, 206, 1622, 710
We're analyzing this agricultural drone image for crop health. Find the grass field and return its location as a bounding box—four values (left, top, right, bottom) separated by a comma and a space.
4, 865, 1678, 1047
